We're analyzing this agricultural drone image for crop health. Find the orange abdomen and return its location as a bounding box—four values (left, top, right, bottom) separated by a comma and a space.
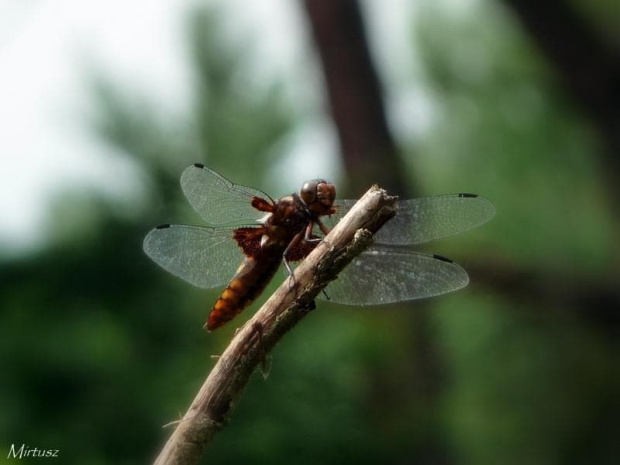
205, 254, 281, 331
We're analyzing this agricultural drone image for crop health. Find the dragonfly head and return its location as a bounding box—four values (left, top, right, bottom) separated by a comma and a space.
299, 179, 336, 215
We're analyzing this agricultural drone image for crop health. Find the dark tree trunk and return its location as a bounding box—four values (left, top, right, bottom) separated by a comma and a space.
501, 0, 620, 203
302, 2, 449, 464
302, 0, 410, 197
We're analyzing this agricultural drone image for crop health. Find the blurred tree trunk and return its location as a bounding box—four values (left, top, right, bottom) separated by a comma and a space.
302, 1, 449, 464
302, 0, 409, 197
501, 0, 620, 363
501, 0, 620, 204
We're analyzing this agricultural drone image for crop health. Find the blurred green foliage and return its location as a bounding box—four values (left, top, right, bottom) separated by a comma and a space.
413, 2, 615, 276
1, 2, 618, 465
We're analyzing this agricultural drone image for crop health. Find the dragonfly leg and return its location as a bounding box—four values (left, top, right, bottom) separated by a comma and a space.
282, 256, 294, 278
282, 231, 304, 278
303, 221, 323, 244
311, 219, 332, 246
316, 218, 331, 236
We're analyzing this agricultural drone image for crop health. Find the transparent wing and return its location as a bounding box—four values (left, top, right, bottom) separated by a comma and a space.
181, 163, 273, 227
324, 194, 495, 245
319, 248, 469, 306
143, 224, 249, 288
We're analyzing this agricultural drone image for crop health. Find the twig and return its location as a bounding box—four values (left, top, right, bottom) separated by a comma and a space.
153, 185, 397, 465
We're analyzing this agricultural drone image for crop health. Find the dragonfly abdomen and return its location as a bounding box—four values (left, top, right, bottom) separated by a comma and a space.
205, 253, 281, 331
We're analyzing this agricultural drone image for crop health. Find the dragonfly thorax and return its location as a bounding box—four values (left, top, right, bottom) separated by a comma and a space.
262, 195, 313, 249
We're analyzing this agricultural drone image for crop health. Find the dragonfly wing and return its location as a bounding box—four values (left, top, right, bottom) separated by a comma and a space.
377, 194, 495, 245
180, 164, 272, 227
319, 248, 469, 306
143, 224, 248, 288
324, 194, 494, 245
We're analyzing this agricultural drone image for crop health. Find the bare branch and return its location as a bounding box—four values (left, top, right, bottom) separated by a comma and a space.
153, 185, 397, 465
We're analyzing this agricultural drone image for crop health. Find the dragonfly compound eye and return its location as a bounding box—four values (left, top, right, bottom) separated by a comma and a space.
300, 181, 318, 204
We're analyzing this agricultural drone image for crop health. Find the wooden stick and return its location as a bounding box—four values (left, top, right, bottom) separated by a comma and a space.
153, 185, 397, 465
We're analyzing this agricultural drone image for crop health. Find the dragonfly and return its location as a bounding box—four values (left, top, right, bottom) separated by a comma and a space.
143, 164, 495, 330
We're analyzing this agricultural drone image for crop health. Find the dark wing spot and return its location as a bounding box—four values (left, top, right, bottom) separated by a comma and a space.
433, 254, 454, 263
193, 162, 205, 169
458, 193, 478, 198
156, 224, 171, 229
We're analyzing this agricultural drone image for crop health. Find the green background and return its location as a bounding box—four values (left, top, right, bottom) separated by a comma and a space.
1, 2, 618, 464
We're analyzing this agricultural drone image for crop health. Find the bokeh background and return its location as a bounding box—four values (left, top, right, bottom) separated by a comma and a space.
1, 0, 618, 464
